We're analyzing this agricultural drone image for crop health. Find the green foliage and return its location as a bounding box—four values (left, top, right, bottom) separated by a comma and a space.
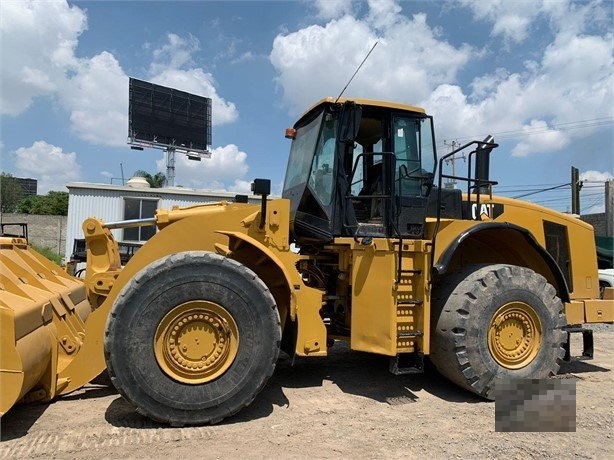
30, 243, 62, 266
133, 170, 167, 188
0, 172, 25, 212
17, 191, 69, 215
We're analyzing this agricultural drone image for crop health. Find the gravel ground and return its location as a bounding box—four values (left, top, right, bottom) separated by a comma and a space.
1, 325, 612, 459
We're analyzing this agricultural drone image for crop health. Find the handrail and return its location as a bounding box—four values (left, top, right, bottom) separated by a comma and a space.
346, 151, 414, 284
431, 138, 498, 278
345, 152, 397, 231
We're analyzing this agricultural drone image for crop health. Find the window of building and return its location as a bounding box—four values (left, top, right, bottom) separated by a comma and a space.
123, 198, 158, 242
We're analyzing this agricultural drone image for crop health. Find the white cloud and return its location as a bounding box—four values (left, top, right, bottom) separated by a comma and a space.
2, 3, 246, 194
0, 0, 86, 115
60, 52, 129, 147
12, 141, 81, 193
270, 5, 472, 115
425, 11, 612, 156
458, 0, 610, 46
366, 0, 402, 29
2, 4, 238, 148
155, 144, 250, 192
312, 0, 355, 20
457, 0, 547, 44
510, 120, 570, 157
270, 0, 614, 164
0, 1, 127, 146
474, 2, 534, 42
580, 170, 614, 182
148, 34, 239, 126
271, 0, 612, 160
151, 33, 199, 73
231, 51, 256, 64
541, 34, 612, 106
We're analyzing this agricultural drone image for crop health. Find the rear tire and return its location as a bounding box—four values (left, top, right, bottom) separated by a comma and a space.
430, 264, 566, 400
104, 251, 281, 425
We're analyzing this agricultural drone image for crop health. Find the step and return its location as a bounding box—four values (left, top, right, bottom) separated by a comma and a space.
396, 299, 423, 306
389, 352, 424, 375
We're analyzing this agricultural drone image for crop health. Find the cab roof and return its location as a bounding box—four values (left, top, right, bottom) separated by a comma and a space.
298, 97, 427, 121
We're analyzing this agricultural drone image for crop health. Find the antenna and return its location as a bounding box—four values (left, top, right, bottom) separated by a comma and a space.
335, 41, 379, 103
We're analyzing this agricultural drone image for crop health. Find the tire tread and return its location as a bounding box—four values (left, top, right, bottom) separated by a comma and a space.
431, 264, 566, 400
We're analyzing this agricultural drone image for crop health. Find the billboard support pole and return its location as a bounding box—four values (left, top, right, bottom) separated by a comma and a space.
166, 147, 176, 187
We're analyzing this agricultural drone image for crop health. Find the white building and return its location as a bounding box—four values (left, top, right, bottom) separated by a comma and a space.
65, 180, 259, 262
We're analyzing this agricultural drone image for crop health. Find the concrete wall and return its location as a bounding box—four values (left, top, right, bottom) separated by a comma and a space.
0, 213, 67, 255
580, 180, 613, 237
581, 213, 607, 237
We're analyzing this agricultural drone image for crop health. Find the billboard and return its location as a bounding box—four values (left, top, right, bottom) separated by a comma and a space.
128, 78, 212, 154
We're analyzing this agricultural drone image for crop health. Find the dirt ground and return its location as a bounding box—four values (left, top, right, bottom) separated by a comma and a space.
1, 326, 612, 459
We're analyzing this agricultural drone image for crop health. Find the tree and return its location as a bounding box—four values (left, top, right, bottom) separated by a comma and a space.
133, 170, 166, 188
17, 191, 69, 215
0, 173, 25, 212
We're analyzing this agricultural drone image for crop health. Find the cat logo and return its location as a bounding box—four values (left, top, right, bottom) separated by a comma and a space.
471, 202, 504, 221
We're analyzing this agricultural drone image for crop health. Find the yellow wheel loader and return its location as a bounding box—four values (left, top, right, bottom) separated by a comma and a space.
1, 97, 612, 425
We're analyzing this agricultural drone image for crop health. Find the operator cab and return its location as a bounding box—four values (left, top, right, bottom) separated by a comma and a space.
282, 98, 437, 245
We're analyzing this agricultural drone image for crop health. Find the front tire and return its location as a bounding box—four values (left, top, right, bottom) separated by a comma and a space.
430, 264, 566, 400
104, 251, 281, 425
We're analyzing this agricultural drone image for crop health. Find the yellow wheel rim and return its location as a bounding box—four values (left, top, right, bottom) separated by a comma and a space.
488, 302, 542, 370
154, 301, 239, 384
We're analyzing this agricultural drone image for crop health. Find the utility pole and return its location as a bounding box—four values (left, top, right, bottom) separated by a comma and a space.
571, 166, 582, 215
443, 140, 460, 189
606, 179, 613, 236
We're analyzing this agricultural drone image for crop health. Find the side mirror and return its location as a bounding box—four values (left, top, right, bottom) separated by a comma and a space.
251, 178, 271, 196
251, 179, 271, 229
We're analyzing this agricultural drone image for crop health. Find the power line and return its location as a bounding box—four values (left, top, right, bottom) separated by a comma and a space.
499, 187, 568, 194
581, 197, 605, 213
532, 192, 603, 205
491, 180, 611, 190
532, 197, 574, 204
494, 181, 608, 196
512, 183, 571, 199
496, 182, 563, 189
436, 116, 614, 149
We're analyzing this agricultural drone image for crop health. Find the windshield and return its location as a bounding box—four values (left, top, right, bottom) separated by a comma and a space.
307, 113, 337, 206
283, 111, 324, 191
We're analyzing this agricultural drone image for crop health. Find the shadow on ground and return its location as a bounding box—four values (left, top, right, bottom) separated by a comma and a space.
0, 403, 49, 441
103, 341, 482, 428
10, 341, 606, 433
559, 360, 610, 374
0, 372, 119, 441
267, 342, 483, 405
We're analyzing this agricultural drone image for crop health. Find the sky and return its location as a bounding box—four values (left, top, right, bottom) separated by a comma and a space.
0, 0, 612, 213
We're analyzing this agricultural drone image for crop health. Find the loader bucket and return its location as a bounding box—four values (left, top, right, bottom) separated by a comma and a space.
0, 237, 91, 416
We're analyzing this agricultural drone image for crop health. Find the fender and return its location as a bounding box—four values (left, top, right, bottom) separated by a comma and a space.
217, 230, 296, 316
217, 231, 328, 356
434, 222, 571, 303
